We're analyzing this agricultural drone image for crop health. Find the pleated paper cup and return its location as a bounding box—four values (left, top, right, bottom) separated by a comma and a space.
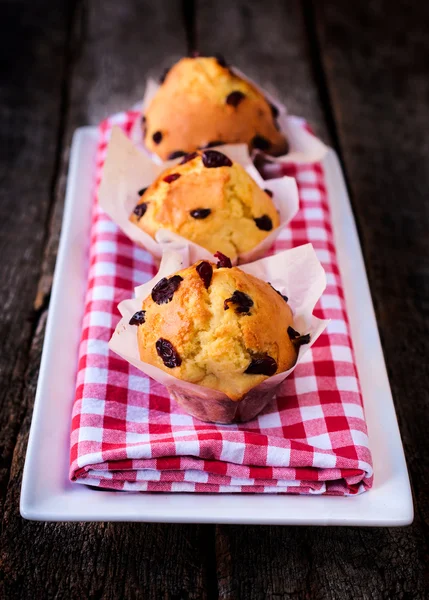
109, 243, 329, 424
99, 126, 299, 264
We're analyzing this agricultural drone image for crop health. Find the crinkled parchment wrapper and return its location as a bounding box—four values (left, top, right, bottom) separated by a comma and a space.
130, 66, 328, 165
99, 126, 299, 264
109, 243, 329, 424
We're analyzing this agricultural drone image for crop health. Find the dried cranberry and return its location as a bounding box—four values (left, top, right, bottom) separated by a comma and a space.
264, 188, 273, 198
296, 333, 311, 346
180, 151, 199, 164
268, 283, 288, 303
151, 275, 183, 304
129, 310, 146, 326
224, 290, 253, 314
190, 208, 211, 219
287, 326, 310, 346
163, 173, 181, 184
202, 150, 232, 169
196, 261, 213, 289
160, 67, 170, 84
214, 251, 232, 268
254, 215, 273, 231
226, 91, 245, 107
245, 355, 277, 376
270, 103, 279, 119
133, 202, 148, 219
156, 338, 182, 368
141, 115, 146, 124
137, 187, 148, 196
168, 151, 186, 160
153, 131, 162, 144
215, 53, 228, 68
252, 135, 271, 151
201, 140, 223, 149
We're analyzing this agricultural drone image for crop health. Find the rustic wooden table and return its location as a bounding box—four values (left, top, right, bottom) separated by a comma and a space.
1, 1, 429, 597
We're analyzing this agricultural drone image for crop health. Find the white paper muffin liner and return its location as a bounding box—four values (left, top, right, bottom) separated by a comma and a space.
109, 243, 329, 423
98, 126, 299, 263
130, 65, 328, 165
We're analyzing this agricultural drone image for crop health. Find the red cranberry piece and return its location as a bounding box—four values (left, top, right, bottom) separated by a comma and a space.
180, 151, 199, 164
156, 338, 182, 368
137, 187, 148, 196
287, 326, 299, 340
190, 208, 211, 219
133, 202, 148, 219
214, 251, 232, 268
287, 326, 310, 346
129, 310, 146, 326
268, 283, 288, 303
153, 131, 162, 144
160, 67, 170, 84
168, 151, 186, 160
151, 275, 183, 304
163, 173, 181, 184
245, 355, 277, 376
226, 91, 245, 107
224, 290, 254, 314
200, 141, 223, 149
196, 261, 213, 289
254, 215, 273, 231
202, 150, 232, 169
215, 53, 228, 68
269, 103, 279, 119
264, 188, 273, 198
252, 135, 271, 151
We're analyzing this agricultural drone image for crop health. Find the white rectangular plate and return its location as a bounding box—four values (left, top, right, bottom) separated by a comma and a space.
20, 127, 413, 525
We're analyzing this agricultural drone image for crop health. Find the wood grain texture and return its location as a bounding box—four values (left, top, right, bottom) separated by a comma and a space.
197, 1, 429, 598
196, 0, 331, 143
314, 0, 429, 567
0, 0, 72, 511
1, 2, 212, 599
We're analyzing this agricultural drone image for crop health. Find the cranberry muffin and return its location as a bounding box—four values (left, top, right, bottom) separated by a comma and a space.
143, 56, 288, 161
129, 257, 311, 402
130, 149, 279, 261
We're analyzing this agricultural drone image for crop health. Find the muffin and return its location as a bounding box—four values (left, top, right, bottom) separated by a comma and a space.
129, 149, 280, 260
129, 257, 311, 405
143, 56, 288, 161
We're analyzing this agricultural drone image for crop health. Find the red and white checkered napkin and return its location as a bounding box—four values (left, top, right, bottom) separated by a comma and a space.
69, 110, 373, 495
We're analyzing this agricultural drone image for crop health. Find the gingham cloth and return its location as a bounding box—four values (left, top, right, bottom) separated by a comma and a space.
69, 110, 373, 495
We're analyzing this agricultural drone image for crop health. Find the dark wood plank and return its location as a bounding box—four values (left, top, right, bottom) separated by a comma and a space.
1, 2, 213, 599
196, 0, 429, 598
196, 0, 331, 142
314, 0, 429, 571
0, 0, 72, 510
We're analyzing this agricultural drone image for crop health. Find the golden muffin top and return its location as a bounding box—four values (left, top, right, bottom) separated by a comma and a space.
131, 258, 310, 400
129, 149, 280, 260
143, 56, 288, 160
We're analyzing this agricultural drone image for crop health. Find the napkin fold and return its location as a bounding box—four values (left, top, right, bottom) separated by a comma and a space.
70, 110, 373, 495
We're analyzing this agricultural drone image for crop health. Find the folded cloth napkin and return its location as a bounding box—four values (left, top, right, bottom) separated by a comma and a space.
69, 110, 373, 495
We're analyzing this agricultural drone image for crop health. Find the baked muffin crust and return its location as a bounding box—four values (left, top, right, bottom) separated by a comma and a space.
143, 56, 288, 160
134, 261, 299, 401
130, 150, 280, 260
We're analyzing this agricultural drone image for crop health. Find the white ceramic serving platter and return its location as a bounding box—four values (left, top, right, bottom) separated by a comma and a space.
20, 127, 413, 525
